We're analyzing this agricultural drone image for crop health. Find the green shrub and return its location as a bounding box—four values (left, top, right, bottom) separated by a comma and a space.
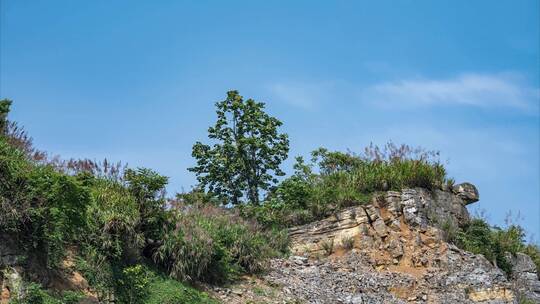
58, 291, 83, 304
116, 265, 150, 304
174, 188, 221, 207
441, 218, 459, 242
522, 244, 540, 278
454, 218, 540, 277
321, 239, 334, 256
19, 283, 48, 304
341, 236, 355, 250
124, 168, 168, 244
154, 205, 283, 283
0, 137, 91, 268
455, 219, 513, 275
84, 178, 143, 262
73, 253, 116, 297
9, 282, 83, 304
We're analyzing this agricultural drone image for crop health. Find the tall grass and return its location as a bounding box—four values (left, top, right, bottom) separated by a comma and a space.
243, 143, 449, 228
153, 204, 286, 283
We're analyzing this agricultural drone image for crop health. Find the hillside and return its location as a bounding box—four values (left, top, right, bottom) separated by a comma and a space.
1, 96, 539, 304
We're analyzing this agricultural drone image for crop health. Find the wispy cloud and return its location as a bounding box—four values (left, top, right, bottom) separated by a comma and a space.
266, 81, 338, 109
363, 73, 539, 111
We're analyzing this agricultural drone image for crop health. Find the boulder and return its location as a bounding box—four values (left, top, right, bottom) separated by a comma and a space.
452, 182, 479, 204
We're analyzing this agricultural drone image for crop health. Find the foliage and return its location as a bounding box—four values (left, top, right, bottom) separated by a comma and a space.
0, 137, 91, 268
454, 218, 540, 276
189, 90, 289, 205
321, 239, 334, 256
174, 188, 221, 207
455, 219, 513, 274
75, 257, 217, 303
9, 282, 83, 304
85, 178, 143, 262
153, 204, 285, 283
341, 236, 355, 250
311, 144, 447, 192
518, 297, 536, 304
124, 168, 168, 249
144, 266, 218, 304
116, 265, 150, 304
0, 99, 12, 134
243, 143, 447, 228
522, 244, 540, 279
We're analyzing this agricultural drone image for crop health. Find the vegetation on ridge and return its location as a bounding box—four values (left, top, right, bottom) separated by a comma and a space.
241, 144, 449, 228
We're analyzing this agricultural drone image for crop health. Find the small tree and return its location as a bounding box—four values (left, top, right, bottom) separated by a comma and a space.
0, 99, 12, 135
124, 168, 168, 246
189, 90, 289, 205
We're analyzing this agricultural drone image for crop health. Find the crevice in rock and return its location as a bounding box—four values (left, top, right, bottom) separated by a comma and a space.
361, 206, 374, 227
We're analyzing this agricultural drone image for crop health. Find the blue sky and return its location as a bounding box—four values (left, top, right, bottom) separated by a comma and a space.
1, 1, 539, 236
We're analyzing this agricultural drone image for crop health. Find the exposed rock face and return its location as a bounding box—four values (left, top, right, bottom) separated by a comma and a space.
0, 233, 23, 304
280, 186, 520, 303
507, 252, 540, 302
0, 267, 22, 304
214, 184, 539, 304
288, 187, 472, 256
266, 248, 516, 304
0, 234, 97, 303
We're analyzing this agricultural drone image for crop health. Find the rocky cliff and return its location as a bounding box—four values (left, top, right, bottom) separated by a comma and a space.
211, 184, 540, 304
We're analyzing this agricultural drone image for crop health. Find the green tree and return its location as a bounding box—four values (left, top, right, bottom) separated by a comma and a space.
124, 168, 168, 245
189, 90, 289, 205
0, 99, 12, 134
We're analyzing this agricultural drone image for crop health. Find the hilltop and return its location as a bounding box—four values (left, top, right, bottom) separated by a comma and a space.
1, 94, 539, 304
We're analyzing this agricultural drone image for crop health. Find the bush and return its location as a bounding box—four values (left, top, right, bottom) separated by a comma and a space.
311, 144, 447, 193
153, 204, 284, 283
9, 282, 83, 304
244, 143, 448, 229
454, 218, 540, 277
84, 178, 143, 262
522, 244, 540, 279
455, 219, 513, 275
124, 168, 168, 244
0, 137, 91, 268
341, 236, 355, 250
321, 239, 334, 256
116, 265, 150, 304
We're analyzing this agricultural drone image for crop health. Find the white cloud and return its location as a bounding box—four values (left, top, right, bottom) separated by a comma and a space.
364, 73, 539, 111
266, 81, 338, 109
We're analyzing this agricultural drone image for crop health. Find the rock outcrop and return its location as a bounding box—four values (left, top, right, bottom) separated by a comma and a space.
452, 182, 480, 205
507, 252, 540, 302
288, 186, 472, 256
0, 234, 97, 303
212, 183, 539, 304
279, 184, 522, 303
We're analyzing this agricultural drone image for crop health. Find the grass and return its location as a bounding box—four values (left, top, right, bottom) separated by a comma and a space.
321, 239, 334, 256
145, 268, 218, 304
153, 203, 287, 283
341, 236, 355, 250
242, 143, 449, 229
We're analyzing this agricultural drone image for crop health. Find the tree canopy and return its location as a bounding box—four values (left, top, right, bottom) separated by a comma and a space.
189, 90, 289, 205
